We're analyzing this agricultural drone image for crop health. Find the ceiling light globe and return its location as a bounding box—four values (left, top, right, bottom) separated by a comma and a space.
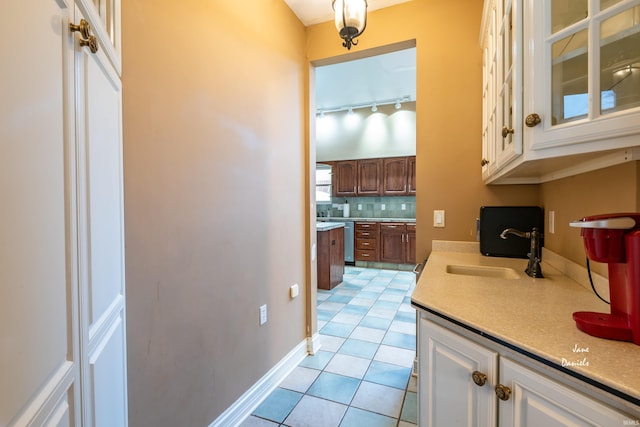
333, 0, 367, 50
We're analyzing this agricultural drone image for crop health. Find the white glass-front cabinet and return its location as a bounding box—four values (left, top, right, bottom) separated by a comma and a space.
481, 0, 640, 184
481, 0, 524, 180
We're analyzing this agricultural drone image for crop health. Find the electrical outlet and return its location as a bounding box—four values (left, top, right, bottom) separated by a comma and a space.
259, 304, 267, 325
381, 203, 386, 211
401, 203, 406, 210
358, 204, 362, 210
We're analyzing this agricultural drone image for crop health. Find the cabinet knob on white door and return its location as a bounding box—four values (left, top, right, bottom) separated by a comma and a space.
480, 158, 490, 166
70, 19, 91, 39
525, 113, 541, 127
495, 384, 512, 401
70, 19, 99, 54
471, 371, 487, 387
80, 36, 99, 54
501, 126, 515, 138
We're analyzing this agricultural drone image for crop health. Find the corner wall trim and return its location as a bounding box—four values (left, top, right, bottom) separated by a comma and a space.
209, 339, 308, 427
307, 333, 322, 355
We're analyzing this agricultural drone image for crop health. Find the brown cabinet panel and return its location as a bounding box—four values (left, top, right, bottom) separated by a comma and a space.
357, 158, 382, 196
317, 227, 344, 290
383, 157, 408, 195
380, 223, 406, 263
407, 156, 416, 195
333, 160, 357, 197
406, 223, 417, 264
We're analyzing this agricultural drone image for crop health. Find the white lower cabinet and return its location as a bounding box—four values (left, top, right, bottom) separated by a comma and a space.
418, 315, 633, 427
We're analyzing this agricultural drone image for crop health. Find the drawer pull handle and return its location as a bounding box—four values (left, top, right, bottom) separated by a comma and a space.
495, 384, 511, 401
472, 371, 487, 387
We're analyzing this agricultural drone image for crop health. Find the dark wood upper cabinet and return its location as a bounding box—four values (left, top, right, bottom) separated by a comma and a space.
333, 160, 357, 197
383, 157, 408, 195
407, 156, 416, 195
357, 158, 382, 196
331, 156, 414, 197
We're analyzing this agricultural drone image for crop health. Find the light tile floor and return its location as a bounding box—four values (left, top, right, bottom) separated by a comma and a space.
241, 267, 418, 427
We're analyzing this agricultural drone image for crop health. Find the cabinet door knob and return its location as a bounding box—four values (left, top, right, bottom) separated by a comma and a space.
472, 371, 487, 387
501, 126, 515, 138
481, 158, 490, 166
495, 384, 512, 401
70, 19, 92, 39
80, 35, 99, 54
525, 113, 542, 127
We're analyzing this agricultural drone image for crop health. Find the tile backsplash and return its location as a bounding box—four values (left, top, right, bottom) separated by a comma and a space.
317, 196, 416, 219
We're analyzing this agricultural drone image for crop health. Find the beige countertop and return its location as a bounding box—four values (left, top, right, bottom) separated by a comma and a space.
411, 241, 640, 410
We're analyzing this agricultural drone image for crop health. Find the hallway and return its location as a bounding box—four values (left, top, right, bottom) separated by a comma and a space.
242, 267, 418, 427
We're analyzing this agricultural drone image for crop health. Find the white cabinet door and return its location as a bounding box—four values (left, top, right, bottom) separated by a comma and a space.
498, 358, 631, 427
0, 1, 79, 425
74, 5, 127, 426
0, 1, 126, 425
525, 0, 640, 152
419, 318, 498, 427
495, 0, 524, 168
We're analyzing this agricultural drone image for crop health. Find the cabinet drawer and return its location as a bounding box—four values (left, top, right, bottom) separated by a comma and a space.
380, 222, 406, 232
356, 230, 378, 239
356, 239, 377, 250
355, 222, 379, 231
355, 249, 378, 261
406, 223, 416, 232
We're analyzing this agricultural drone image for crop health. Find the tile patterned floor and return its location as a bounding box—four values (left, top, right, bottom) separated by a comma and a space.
241, 267, 418, 427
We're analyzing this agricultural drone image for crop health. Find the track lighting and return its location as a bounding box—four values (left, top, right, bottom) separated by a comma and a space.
315, 96, 411, 116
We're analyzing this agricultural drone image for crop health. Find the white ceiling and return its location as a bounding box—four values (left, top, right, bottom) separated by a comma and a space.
315, 47, 416, 112
283, 0, 417, 111
284, 0, 414, 26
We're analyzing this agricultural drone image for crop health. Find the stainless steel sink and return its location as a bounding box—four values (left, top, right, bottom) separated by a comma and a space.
446, 264, 520, 279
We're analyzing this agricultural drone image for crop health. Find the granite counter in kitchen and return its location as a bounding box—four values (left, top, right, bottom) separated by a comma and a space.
318, 217, 415, 223
411, 240, 640, 414
315, 221, 345, 231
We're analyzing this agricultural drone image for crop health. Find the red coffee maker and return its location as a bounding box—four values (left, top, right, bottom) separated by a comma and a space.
570, 213, 640, 345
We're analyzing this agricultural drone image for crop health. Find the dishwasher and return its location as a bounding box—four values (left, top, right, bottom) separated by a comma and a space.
343, 221, 354, 263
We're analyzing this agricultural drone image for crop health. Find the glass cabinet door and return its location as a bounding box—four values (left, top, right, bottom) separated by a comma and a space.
91, 0, 116, 46
527, 0, 640, 150
600, 4, 640, 115
496, 0, 523, 166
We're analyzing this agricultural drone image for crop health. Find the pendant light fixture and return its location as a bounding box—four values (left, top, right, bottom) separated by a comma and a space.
332, 0, 367, 50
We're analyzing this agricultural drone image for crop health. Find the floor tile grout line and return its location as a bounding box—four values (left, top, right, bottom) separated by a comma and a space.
247, 267, 417, 427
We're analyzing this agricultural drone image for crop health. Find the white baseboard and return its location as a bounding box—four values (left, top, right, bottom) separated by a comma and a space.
209, 339, 308, 427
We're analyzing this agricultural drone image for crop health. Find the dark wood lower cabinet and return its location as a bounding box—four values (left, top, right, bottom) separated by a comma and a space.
380, 222, 416, 264
317, 226, 345, 290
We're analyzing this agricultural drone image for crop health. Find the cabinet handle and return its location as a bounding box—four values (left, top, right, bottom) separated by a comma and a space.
495, 384, 511, 401
471, 371, 487, 387
525, 113, 541, 127
80, 35, 99, 54
70, 19, 99, 54
501, 126, 514, 138
481, 158, 489, 166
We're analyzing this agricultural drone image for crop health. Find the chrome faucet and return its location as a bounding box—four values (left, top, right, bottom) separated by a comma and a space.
500, 227, 544, 278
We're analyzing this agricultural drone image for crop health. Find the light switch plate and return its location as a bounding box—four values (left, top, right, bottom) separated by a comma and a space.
434, 210, 445, 228
259, 304, 267, 325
